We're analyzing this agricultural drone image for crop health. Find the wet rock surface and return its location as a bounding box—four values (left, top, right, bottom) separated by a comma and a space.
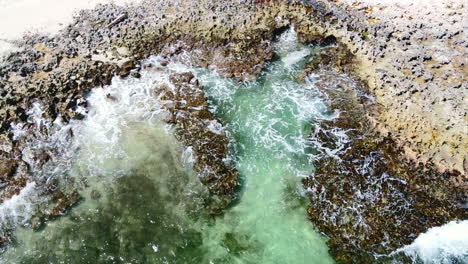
0, 2, 322, 241
0, 1, 261, 220
0, 0, 466, 262
296, 0, 467, 178
0, 0, 296, 246
298, 43, 467, 263
156, 71, 238, 213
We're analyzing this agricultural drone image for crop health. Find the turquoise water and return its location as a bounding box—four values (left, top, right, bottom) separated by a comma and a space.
0, 30, 335, 263
192, 30, 333, 263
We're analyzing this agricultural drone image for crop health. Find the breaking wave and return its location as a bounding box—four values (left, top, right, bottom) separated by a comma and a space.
395, 220, 468, 263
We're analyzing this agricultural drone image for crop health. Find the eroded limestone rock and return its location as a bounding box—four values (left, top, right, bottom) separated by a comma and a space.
298, 42, 467, 263
157, 71, 238, 213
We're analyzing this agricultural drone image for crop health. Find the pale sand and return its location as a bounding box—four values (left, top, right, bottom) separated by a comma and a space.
0, 0, 140, 56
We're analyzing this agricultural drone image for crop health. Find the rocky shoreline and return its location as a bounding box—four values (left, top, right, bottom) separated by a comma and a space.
0, 0, 466, 262
296, 42, 467, 263
158, 70, 238, 213
0, 0, 282, 247
297, 0, 467, 178
291, 1, 467, 261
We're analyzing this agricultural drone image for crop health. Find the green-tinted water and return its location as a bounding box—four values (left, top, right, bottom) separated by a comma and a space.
0, 30, 335, 263
193, 31, 333, 263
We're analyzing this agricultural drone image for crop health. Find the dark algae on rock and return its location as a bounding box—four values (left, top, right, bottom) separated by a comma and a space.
157, 71, 238, 212
298, 41, 467, 263
0, 2, 308, 245
296, 0, 467, 178
0, 0, 275, 232
0, 0, 466, 263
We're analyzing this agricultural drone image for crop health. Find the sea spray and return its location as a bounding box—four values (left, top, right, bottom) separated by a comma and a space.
0, 183, 41, 237
189, 29, 335, 263
0, 56, 176, 241
395, 220, 468, 263
0, 29, 336, 263
0, 56, 210, 263
1, 28, 462, 264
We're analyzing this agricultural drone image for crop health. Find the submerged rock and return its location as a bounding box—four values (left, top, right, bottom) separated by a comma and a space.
298, 43, 467, 263
0, 1, 282, 234
0, 0, 465, 262
156, 71, 238, 213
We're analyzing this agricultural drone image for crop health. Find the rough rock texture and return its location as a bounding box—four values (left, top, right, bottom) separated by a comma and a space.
0, 1, 313, 224
0, 0, 293, 247
157, 71, 238, 213
290, 3, 468, 259
0, 0, 466, 262
298, 43, 467, 263
296, 0, 467, 179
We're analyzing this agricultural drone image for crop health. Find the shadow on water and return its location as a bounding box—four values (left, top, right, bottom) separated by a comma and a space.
1, 124, 213, 264
1, 29, 336, 264
15, 171, 207, 263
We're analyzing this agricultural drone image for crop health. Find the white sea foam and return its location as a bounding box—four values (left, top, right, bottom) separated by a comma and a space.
68, 56, 187, 176
186, 28, 336, 264
26, 102, 47, 129
0, 183, 42, 235
1, 27, 465, 264
207, 120, 225, 135
0, 55, 182, 240
276, 28, 312, 69
394, 220, 468, 263
282, 48, 311, 67
274, 27, 300, 54
182, 146, 195, 165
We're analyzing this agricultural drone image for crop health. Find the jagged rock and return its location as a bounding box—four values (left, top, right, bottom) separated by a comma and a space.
0, 0, 465, 262
156, 72, 238, 213
298, 42, 467, 263
118, 60, 136, 77
0, 159, 17, 185
295, 0, 467, 178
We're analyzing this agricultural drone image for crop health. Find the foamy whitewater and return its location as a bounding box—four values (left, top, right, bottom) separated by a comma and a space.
0, 183, 40, 233
396, 220, 468, 263
0, 29, 466, 263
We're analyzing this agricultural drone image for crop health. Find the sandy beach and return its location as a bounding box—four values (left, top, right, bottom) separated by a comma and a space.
0, 0, 465, 263
0, 0, 139, 56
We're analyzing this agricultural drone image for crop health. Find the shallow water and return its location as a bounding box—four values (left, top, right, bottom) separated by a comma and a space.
1, 29, 466, 264
190, 30, 335, 264
0, 29, 335, 264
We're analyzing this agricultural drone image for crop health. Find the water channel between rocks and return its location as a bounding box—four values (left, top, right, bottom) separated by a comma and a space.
0, 30, 339, 263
